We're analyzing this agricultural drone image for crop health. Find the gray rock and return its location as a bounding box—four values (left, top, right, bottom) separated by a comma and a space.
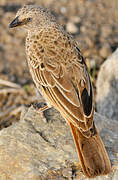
0, 105, 117, 180
96, 48, 118, 120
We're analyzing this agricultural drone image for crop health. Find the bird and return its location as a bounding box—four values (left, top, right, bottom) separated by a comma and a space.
9, 5, 111, 178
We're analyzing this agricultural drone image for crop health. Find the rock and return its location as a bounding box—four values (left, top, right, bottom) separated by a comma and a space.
0, 105, 117, 179
70, 16, 81, 24
60, 6, 67, 14
66, 22, 78, 34
99, 43, 111, 59
96, 48, 118, 120
85, 36, 94, 48
101, 25, 112, 39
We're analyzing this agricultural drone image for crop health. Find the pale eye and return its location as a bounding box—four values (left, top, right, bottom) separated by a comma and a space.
27, 17, 32, 22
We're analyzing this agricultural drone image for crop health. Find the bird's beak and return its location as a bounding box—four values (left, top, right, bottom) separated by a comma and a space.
9, 16, 21, 28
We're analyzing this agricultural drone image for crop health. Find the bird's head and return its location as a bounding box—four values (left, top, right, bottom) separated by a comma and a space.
9, 5, 56, 31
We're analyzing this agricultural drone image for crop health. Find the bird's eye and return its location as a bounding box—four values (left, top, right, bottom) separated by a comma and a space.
27, 17, 32, 22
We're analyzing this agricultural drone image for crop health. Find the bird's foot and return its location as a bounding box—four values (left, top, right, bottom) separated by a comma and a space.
33, 102, 49, 113
33, 102, 50, 122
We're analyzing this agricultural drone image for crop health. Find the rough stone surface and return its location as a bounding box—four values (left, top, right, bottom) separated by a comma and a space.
0, 106, 117, 180
96, 48, 118, 120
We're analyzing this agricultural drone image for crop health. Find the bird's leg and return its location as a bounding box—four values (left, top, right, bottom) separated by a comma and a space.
38, 105, 49, 112
33, 102, 51, 123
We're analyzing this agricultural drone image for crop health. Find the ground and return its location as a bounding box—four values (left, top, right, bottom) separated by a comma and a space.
0, 0, 118, 127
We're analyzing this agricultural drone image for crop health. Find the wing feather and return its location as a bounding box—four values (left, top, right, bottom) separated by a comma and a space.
46, 86, 88, 131
28, 34, 94, 137
52, 73, 73, 92
43, 69, 56, 87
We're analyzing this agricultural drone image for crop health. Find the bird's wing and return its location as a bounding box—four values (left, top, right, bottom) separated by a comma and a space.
28, 32, 94, 137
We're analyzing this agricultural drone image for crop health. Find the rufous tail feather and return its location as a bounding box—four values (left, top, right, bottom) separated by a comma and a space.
69, 121, 111, 178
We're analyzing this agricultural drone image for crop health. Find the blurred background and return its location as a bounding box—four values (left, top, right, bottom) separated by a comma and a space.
0, 0, 118, 128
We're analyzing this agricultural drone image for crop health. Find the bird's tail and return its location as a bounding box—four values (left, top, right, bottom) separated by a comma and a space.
69, 121, 111, 178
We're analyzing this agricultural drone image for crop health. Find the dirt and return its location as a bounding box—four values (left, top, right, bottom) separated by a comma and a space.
0, 0, 118, 127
